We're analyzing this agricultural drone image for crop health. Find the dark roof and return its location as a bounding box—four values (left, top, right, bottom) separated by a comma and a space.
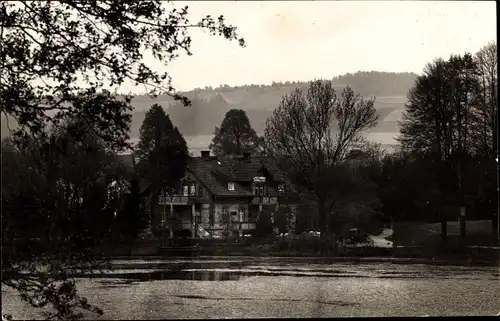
214, 156, 286, 182
187, 157, 252, 197
115, 153, 135, 169
187, 156, 297, 197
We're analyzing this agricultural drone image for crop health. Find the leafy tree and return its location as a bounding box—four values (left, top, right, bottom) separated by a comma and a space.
254, 207, 275, 238
1, 1, 244, 144
210, 109, 261, 156
274, 206, 294, 235
1, 1, 244, 319
294, 201, 319, 234
1, 119, 124, 320
471, 42, 497, 159
398, 53, 482, 237
114, 177, 147, 256
264, 81, 378, 252
135, 104, 188, 225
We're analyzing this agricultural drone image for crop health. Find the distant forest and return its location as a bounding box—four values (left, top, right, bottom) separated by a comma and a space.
1, 71, 417, 139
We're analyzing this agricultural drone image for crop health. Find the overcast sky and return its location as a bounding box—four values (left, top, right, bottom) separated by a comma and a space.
127, 1, 496, 93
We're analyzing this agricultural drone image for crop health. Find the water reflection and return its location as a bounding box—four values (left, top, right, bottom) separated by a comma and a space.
172, 294, 358, 307
104, 270, 245, 282
100, 268, 498, 283
4, 260, 499, 319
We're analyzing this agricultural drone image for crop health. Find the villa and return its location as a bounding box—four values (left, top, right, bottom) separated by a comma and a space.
154, 151, 299, 239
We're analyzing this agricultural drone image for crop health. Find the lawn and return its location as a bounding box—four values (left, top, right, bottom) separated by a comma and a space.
392, 220, 497, 247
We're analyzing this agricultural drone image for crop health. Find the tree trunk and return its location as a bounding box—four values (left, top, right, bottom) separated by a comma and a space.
150, 192, 159, 227
441, 219, 447, 240
318, 205, 327, 254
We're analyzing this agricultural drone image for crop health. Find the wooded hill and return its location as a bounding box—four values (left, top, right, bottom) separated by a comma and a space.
1, 71, 417, 144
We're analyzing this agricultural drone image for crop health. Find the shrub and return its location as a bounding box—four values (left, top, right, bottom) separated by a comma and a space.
254, 207, 275, 237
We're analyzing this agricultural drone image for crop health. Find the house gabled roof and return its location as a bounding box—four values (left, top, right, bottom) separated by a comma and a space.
187, 157, 253, 197
187, 155, 298, 198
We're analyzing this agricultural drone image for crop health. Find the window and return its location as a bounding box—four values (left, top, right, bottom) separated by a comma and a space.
228, 182, 235, 191
198, 185, 203, 196
238, 208, 245, 222
183, 185, 189, 196
278, 184, 285, 195
189, 183, 196, 196
254, 183, 264, 196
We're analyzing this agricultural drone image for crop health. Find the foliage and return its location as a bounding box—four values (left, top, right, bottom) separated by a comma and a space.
1, 1, 244, 144
113, 177, 148, 252
398, 53, 480, 160
254, 207, 275, 238
397, 48, 497, 233
209, 109, 262, 156
294, 203, 318, 234
1, 1, 244, 319
1, 120, 122, 320
135, 104, 188, 231
274, 205, 294, 235
264, 80, 378, 240
135, 104, 188, 193
472, 42, 497, 159
220, 211, 234, 239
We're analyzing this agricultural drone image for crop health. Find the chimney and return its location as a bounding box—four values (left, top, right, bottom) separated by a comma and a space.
201, 150, 210, 160
242, 152, 251, 161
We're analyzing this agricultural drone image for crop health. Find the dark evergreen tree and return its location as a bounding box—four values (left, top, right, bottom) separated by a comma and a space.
210, 109, 261, 156
135, 104, 188, 224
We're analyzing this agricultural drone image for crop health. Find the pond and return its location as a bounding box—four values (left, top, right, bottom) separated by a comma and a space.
2, 258, 499, 319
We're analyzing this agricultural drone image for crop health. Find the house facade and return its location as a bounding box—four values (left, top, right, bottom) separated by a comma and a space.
155, 151, 299, 238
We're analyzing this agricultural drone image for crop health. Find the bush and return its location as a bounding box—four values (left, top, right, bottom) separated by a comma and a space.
254, 208, 275, 237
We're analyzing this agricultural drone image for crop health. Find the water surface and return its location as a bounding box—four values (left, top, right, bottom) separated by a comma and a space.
2, 258, 499, 319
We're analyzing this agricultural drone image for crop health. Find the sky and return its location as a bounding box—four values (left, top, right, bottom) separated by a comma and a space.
126, 1, 497, 93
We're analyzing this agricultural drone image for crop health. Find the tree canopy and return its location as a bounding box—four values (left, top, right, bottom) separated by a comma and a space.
1, 117, 124, 320
135, 103, 188, 194
264, 81, 378, 242
1, 0, 244, 147
210, 108, 262, 156
396, 46, 497, 237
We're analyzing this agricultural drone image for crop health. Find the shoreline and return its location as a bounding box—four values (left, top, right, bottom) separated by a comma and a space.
105, 254, 499, 267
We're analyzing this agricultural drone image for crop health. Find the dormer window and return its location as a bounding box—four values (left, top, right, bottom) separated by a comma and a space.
254, 183, 264, 196
189, 183, 196, 196
228, 182, 235, 191
278, 184, 285, 195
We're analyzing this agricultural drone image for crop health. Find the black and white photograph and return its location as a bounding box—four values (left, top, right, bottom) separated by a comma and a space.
1, 0, 498, 319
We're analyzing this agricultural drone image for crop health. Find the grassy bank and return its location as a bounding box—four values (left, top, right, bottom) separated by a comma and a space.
97, 235, 499, 266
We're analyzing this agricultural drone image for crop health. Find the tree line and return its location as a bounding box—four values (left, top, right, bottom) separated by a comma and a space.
262, 42, 498, 244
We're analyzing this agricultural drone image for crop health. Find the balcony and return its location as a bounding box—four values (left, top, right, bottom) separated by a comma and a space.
158, 195, 201, 205
251, 196, 279, 205
233, 222, 257, 231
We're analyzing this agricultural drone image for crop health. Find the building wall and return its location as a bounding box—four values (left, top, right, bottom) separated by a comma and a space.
183, 170, 213, 203
213, 202, 250, 229
200, 203, 210, 226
